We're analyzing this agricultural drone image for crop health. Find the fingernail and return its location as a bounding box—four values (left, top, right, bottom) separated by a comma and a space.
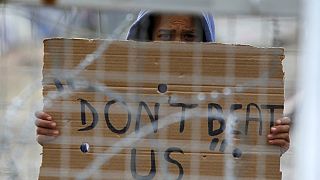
54, 131, 59, 135
269, 140, 273, 144
51, 122, 56, 127
276, 119, 281, 124
47, 116, 52, 120
267, 134, 272, 138
271, 127, 276, 132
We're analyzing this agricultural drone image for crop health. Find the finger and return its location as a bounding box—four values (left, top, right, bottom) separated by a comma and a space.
268, 139, 289, 148
36, 127, 59, 136
35, 111, 52, 121
275, 117, 291, 126
271, 125, 290, 134
35, 118, 57, 129
268, 133, 290, 142
37, 135, 58, 145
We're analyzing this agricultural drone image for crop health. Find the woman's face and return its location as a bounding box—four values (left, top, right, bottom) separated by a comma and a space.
152, 14, 203, 42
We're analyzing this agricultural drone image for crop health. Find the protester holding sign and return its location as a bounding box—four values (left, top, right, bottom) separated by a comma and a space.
35, 11, 290, 154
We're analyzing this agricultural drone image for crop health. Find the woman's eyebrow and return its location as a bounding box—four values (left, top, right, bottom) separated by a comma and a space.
181, 30, 196, 34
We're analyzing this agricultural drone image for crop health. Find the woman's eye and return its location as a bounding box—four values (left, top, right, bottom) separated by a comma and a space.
183, 34, 195, 41
158, 34, 172, 41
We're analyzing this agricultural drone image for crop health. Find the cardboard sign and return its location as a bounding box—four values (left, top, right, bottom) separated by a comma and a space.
39, 39, 285, 179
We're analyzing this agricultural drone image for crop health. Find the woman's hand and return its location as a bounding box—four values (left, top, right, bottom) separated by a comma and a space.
267, 117, 291, 154
35, 111, 59, 145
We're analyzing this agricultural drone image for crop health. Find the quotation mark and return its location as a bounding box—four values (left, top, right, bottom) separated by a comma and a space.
209, 138, 242, 158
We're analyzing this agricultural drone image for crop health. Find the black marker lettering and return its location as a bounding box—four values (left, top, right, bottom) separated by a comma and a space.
245, 103, 263, 135
53, 78, 64, 91
230, 104, 243, 115
78, 99, 99, 131
131, 148, 156, 180
169, 103, 198, 133
209, 138, 219, 151
135, 102, 159, 134
219, 139, 227, 152
208, 103, 226, 136
164, 147, 184, 180
229, 104, 243, 135
54, 78, 76, 91
104, 100, 131, 134
261, 105, 284, 128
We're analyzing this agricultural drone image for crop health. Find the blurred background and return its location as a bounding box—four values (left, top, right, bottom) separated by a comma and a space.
0, 1, 300, 179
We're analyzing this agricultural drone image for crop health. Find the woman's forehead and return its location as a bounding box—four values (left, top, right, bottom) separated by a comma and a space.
154, 14, 198, 29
